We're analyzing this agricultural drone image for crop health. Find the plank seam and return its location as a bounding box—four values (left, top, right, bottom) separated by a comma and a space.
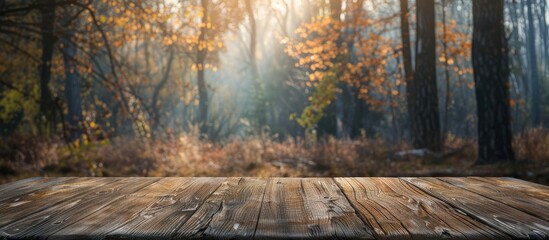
184, 177, 245, 238
169, 177, 228, 238
401, 178, 517, 240
470, 177, 549, 203
44, 178, 163, 238
359, 178, 415, 238
252, 178, 269, 240
332, 178, 380, 239
437, 177, 549, 222
0, 178, 122, 229
102, 178, 211, 238
395, 178, 486, 239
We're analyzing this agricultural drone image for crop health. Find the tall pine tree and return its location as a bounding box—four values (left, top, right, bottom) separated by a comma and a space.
412, 0, 442, 151
472, 0, 515, 163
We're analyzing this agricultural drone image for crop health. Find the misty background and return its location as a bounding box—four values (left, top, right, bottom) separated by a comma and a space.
0, 0, 548, 183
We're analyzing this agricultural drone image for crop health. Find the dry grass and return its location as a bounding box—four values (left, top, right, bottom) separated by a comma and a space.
514, 128, 549, 163
1, 129, 548, 185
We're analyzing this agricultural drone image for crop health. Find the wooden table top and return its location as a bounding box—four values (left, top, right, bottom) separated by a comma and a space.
0, 177, 547, 239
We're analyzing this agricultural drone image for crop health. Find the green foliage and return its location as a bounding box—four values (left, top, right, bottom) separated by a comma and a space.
0, 83, 39, 122
0, 35, 41, 132
297, 71, 337, 130
61, 137, 108, 177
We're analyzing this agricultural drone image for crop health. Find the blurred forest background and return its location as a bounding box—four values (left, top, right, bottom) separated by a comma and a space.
0, 0, 548, 184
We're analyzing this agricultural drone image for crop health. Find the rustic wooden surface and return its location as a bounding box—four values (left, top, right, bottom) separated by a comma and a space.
0, 177, 547, 239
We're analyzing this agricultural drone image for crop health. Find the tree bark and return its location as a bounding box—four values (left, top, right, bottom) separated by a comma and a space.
197, 0, 209, 136
540, 0, 549, 70
509, 0, 526, 131
441, 0, 451, 145
472, 0, 515, 164
412, 0, 442, 151
343, 0, 363, 140
62, 6, 83, 142
151, 50, 174, 134
527, 0, 541, 126
38, 0, 57, 132
399, 0, 415, 141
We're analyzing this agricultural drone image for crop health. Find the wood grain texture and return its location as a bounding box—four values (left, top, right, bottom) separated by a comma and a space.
0, 177, 113, 228
0, 177, 43, 193
336, 177, 508, 239
49, 178, 195, 240
0, 177, 160, 239
106, 177, 225, 239
0, 177, 74, 202
255, 178, 373, 239
470, 177, 549, 201
0, 177, 548, 240
175, 177, 267, 239
439, 177, 549, 221
403, 177, 549, 239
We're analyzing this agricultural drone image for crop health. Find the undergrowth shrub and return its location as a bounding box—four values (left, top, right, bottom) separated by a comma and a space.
0, 128, 547, 184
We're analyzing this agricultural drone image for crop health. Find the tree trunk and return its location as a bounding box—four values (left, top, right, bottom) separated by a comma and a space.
316, 0, 342, 138
509, 0, 527, 131
197, 65, 207, 135
399, 0, 415, 141
62, 6, 83, 142
540, 0, 549, 69
527, 0, 541, 126
197, 0, 209, 136
520, 0, 531, 100
412, 0, 442, 151
151, 50, 174, 134
472, 0, 515, 164
330, 0, 347, 139
245, 0, 266, 128
344, 0, 364, 140
38, 0, 56, 132
441, 0, 451, 146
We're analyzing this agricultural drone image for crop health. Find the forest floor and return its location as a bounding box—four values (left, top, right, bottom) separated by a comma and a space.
1, 128, 548, 185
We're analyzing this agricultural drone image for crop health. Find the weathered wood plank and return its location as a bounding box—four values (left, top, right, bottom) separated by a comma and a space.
0, 177, 160, 239
175, 177, 267, 239
404, 177, 549, 239
1, 177, 548, 239
0, 177, 114, 228
493, 177, 549, 191
49, 178, 202, 239
106, 177, 225, 239
0, 177, 43, 193
336, 177, 508, 239
255, 178, 374, 239
0, 177, 75, 202
439, 177, 549, 222
470, 177, 549, 201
